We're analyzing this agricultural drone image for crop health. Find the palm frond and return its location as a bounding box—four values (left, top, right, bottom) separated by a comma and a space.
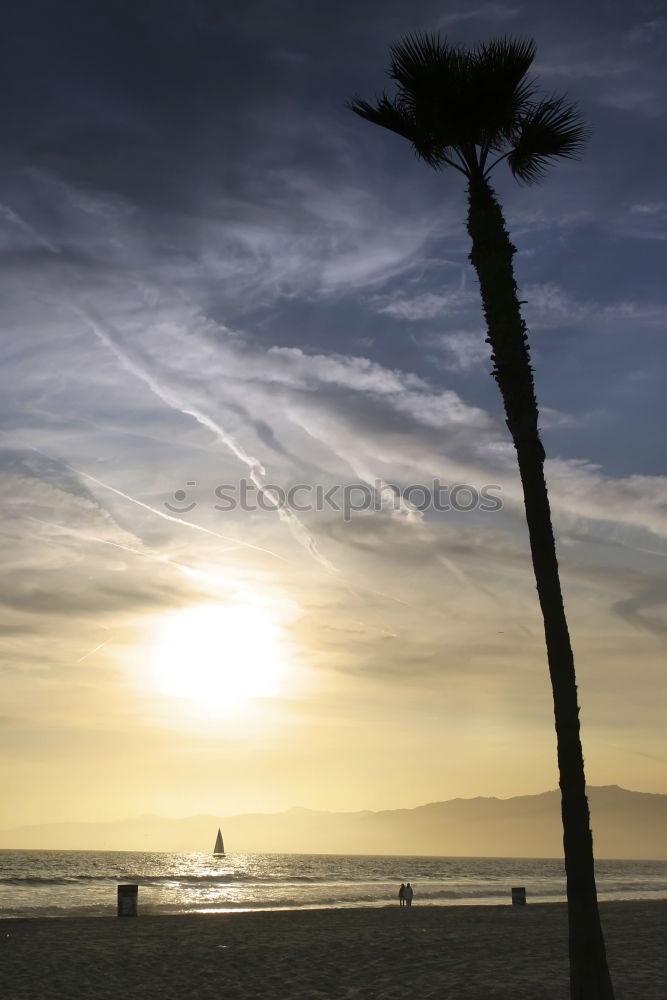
470, 38, 538, 148
472, 37, 536, 79
507, 96, 590, 183
388, 32, 463, 92
346, 91, 454, 169
346, 93, 417, 143
387, 33, 541, 156
385, 33, 471, 158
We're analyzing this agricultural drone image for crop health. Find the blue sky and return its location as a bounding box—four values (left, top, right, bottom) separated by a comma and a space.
1, 0, 666, 825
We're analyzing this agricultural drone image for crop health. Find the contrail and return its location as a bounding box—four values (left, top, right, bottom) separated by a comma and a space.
437, 552, 507, 603
364, 586, 413, 608
71, 466, 287, 561
29, 447, 288, 562
75, 308, 265, 474
437, 552, 475, 590
27, 516, 260, 599
606, 742, 667, 764
77, 308, 336, 573
76, 639, 110, 663
0, 202, 61, 254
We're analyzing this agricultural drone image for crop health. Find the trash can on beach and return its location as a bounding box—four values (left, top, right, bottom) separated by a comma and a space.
117, 884, 138, 917
511, 887, 526, 905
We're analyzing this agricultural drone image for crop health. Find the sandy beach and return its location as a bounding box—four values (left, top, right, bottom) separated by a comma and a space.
1, 900, 664, 999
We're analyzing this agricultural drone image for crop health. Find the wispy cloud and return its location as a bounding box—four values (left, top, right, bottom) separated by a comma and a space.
371, 289, 476, 321
523, 283, 667, 329
436, 4, 520, 27
78, 310, 337, 573
424, 330, 490, 373
628, 19, 665, 44
630, 202, 665, 215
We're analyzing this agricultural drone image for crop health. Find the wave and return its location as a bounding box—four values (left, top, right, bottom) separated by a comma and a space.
3, 886, 667, 920
2, 874, 665, 895
0, 872, 426, 887
0, 873, 325, 887
2, 854, 665, 919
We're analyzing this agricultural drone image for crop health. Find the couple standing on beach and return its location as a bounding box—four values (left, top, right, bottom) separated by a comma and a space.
398, 883, 414, 907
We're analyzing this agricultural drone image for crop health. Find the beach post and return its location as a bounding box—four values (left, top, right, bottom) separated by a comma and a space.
511, 886, 526, 905
117, 884, 139, 917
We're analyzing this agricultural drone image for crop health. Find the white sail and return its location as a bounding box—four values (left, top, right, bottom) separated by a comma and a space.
213, 828, 225, 855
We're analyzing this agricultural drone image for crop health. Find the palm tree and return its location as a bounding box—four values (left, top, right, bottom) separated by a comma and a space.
348, 34, 614, 1000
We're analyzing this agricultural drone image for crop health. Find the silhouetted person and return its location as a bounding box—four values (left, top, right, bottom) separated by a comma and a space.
398, 883, 406, 906
404, 882, 414, 907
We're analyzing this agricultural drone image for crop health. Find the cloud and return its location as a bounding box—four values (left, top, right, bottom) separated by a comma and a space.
523, 283, 667, 329
628, 19, 665, 44
436, 4, 520, 27
544, 460, 667, 545
611, 579, 667, 636
630, 202, 665, 215
535, 40, 666, 118
0, 449, 190, 627
0, 448, 138, 548
615, 204, 667, 242
424, 331, 490, 373
3, 161, 441, 322
599, 86, 667, 117
534, 57, 631, 80
370, 284, 477, 321
267, 345, 491, 430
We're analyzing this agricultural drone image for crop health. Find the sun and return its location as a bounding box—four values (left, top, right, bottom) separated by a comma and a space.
152, 603, 290, 711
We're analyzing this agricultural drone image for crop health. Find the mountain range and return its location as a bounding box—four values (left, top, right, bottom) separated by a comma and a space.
1, 786, 664, 858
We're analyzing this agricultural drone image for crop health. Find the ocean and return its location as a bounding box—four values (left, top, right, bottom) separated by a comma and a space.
1, 851, 666, 919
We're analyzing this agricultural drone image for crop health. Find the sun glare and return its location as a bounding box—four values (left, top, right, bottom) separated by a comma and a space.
152, 603, 290, 711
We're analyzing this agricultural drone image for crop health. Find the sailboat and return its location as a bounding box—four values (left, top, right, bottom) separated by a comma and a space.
213, 828, 225, 856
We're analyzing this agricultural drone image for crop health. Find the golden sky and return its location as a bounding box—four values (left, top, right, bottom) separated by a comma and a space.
2, 1, 666, 829
3, 383, 665, 825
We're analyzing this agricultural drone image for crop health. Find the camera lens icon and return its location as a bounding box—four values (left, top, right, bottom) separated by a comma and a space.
164, 482, 197, 513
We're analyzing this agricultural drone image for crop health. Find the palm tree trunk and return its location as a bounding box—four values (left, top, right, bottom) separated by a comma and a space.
465, 172, 615, 1000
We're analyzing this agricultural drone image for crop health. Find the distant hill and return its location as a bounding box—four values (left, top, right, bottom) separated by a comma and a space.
1, 786, 665, 858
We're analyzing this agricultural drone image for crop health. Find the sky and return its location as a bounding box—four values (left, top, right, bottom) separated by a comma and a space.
1, 0, 666, 829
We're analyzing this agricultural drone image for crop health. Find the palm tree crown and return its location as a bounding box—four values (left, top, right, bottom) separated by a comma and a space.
348, 34, 589, 183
